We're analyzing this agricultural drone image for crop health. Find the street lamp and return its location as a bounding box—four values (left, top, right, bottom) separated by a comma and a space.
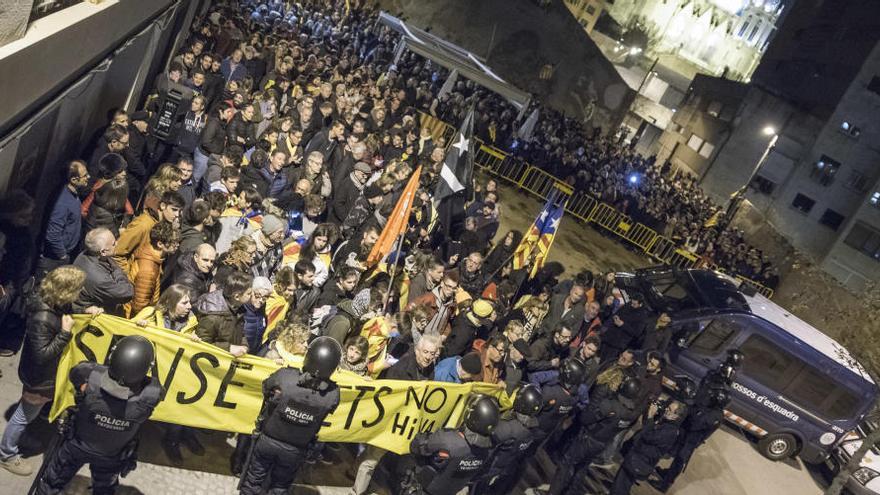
718, 127, 779, 231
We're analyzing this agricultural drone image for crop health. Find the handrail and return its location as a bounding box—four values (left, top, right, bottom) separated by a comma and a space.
416, 111, 775, 298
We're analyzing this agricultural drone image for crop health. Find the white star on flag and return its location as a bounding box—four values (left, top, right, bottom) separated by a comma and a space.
451, 132, 470, 157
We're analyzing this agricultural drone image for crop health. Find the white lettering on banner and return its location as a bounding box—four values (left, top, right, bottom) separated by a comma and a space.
731, 382, 800, 422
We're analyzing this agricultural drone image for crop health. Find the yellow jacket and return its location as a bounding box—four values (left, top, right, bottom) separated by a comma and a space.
132, 306, 198, 335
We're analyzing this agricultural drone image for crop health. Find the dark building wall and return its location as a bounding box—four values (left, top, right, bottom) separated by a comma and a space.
752, 0, 880, 119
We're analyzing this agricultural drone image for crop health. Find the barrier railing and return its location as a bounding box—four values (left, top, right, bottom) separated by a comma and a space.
419, 111, 775, 298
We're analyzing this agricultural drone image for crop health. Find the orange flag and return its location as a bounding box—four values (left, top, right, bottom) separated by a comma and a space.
366, 166, 422, 267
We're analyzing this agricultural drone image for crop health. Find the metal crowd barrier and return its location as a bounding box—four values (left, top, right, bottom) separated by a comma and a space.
427, 113, 775, 298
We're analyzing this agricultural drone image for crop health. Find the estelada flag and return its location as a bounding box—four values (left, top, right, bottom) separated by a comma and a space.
366, 166, 422, 267
512, 188, 566, 277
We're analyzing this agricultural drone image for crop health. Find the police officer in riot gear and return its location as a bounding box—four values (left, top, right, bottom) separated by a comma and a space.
609, 399, 685, 495
239, 336, 342, 495
471, 384, 543, 494
651, 386, 730, 492
533, 357, 587, 446
404, 395, 500, 495
694, 349, 743, 406
35, 335, 161, 494
546, 377, 644, 495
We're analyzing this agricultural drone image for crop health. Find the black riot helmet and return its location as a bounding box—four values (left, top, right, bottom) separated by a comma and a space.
725, 349, 745, 368
617, 377, 642, 408
708, 385, 731, 408
673, 376, 697, 401
108, 335, 155, 387
513, 384, 543, 417
464, 395, 500, 436
559, 357, 587, 391
302, 336, 342, 380
717, 362, 736, 382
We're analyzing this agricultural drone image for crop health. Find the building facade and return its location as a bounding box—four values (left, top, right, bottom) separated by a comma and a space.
655, 41, 880, 290
564, 0, 605, 34
603, 0, 784, 81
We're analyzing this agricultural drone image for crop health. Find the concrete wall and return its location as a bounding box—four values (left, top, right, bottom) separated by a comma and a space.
0, 0, 177, 137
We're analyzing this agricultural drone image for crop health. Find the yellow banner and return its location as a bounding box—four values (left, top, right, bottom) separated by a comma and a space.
50, 315, 509, 455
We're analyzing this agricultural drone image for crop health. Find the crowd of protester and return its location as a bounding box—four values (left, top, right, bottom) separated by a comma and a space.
0, 0, 749, 492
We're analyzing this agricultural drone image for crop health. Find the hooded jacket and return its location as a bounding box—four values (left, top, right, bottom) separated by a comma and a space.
194, 289, 247, 351
125, 243, 164, 317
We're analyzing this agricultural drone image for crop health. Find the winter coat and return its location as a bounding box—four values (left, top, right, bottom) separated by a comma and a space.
323, 299, 361, 346
179, 222, 220, 254
330, 174, 362, 224
538, 293, 586, 338
132, 306, 198, 334
113, 211, 158, 274
170, 253, 212, 299
527, 335, 572, 372
240, 164, 288, 199
194, 289, 247, 351
72, 253, 133, 315
226, 114, 256, 150
18, 295, 71, 397
242, 302, 267, 352
125, 243, 164, 317
380, 348, 434, 381
199, 115, 228, 155
42, 187, 81, 260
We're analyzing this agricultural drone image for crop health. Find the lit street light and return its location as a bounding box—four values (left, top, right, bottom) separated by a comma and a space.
718, 126, 779, 231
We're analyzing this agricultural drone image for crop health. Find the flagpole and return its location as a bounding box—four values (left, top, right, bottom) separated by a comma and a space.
383, 229, 407, 313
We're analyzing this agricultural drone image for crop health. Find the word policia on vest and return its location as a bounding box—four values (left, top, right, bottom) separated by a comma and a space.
51, 315, 510, 455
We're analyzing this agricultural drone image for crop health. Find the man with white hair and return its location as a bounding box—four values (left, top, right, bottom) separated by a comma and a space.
73, 228, 133, 316
351, 333, 443, 495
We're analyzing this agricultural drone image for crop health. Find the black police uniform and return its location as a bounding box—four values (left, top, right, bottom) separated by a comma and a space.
534, 383, 577, 445
240, 367, 340, 495
471, 413, 539, 494
407, 429, 493, 495
548, 396, 640, 495
609, 417, 680, 495
657, 400, 724, 489
37, 362, 161, 495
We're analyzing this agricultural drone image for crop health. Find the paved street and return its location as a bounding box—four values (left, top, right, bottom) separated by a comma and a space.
0, 182, 829, 494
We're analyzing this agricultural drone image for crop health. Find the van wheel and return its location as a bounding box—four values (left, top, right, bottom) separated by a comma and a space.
758, 433, 798, 460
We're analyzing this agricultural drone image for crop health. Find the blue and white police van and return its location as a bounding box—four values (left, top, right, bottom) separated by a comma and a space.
615, 266, 877, 466
830, 413, 880, 494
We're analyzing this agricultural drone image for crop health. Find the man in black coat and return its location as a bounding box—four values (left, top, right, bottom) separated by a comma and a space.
305, 120, 345, 169
170, 244, 216, 299
73, 228, 134, 316
330, 162, 370, 224
527, 326, 574, 372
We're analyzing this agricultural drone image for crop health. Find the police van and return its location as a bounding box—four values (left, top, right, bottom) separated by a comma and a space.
614, 266, 877, 465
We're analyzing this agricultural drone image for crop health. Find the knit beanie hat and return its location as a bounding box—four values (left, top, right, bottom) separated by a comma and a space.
261, 214, 286, 235
460, 353, 483, 375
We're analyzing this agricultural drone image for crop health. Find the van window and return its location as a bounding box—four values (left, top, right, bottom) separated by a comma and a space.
786, 366, 862, 421
689, 317, 740, 355
740, 334, 800, 390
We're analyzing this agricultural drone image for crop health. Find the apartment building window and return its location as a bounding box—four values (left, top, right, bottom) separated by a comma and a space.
870, 191, 880, 208
707, 101, 723, 118
819, 209, 845, 231
844, 221, 880, 261
845, 171, 870, 193
868, 76, 880, 97
687, 134, 704, 152
586, 4, 596, 15
809, 155, 841, 186
698, 141, 715, 158
791, 193, 816, 213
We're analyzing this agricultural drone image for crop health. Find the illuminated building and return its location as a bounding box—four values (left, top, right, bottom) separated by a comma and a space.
603, 0, 785, 80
